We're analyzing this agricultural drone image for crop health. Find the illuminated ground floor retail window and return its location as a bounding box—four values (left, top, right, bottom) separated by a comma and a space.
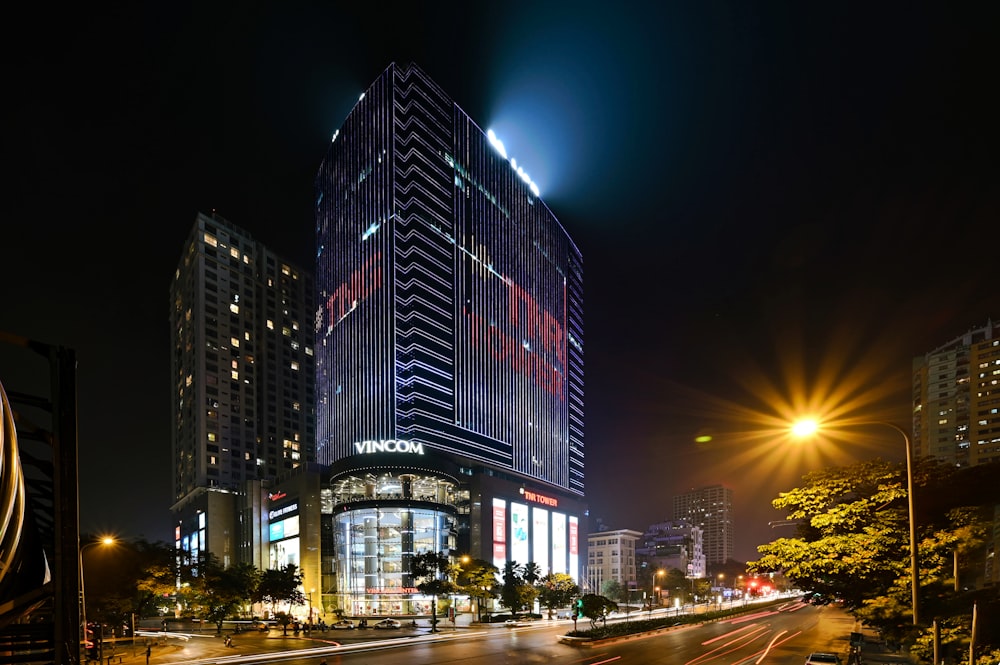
332, 505, 457, 616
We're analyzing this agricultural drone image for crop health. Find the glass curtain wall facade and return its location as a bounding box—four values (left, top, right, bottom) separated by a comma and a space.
314, 63, 585, 614
314, 63, 583, 484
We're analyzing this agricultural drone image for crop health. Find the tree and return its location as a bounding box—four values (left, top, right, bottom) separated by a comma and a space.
185, 553, 247, 634
536, 573, 580, 619
133, 540, 183, 617
226, 562, 262, 617
600, 580, 628, 607
522, 561, 542, 586
411, 551, 459, 632
499, 561, 538, 618
749, 458, 1000, 655
750, 459, 910, 620
255, 564, 304, 633
661, 568, 689, 605
579, 593, 618, 628
457, 558, 499, 622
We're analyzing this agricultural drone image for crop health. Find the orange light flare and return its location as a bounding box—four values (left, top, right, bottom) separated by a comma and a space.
656, 313, 913, 485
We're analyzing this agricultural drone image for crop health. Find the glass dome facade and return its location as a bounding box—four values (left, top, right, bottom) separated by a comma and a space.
328, 467, 467, 615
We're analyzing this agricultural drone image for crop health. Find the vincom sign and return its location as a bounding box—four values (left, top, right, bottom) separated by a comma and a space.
354, 439, 425, 455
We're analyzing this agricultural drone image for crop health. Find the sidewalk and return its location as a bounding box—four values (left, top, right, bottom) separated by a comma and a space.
97, 617, 482, 665
95, 630, 347, 665
832, 609, 914, 665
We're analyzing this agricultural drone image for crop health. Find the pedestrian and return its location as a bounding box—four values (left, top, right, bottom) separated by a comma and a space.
145, 645, 151, 665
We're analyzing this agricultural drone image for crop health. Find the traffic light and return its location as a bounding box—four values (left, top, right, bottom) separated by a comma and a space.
575, 598, 584, 618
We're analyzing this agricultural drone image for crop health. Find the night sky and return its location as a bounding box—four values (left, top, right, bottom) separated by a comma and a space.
4, 3, 999, 562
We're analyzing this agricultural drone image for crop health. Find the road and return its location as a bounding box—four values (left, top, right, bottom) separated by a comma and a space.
114, 602, 910, 665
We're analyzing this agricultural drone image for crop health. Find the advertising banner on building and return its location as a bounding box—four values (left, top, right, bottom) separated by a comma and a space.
551, 512, 566, 574
492, 498, 507, 568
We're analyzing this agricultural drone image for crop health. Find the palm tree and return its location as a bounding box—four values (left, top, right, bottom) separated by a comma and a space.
522, 561, 542, 585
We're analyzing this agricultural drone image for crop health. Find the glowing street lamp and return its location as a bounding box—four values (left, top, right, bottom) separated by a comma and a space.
308, 588, 314, 635
649, 569, 664, 617
791, 418, 919, 626
80, 536, 115, 663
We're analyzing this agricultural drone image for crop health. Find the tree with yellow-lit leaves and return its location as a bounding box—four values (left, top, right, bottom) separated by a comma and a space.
749, 458, 1000, 661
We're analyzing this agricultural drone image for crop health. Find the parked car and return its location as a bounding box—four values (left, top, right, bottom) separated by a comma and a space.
805, 653, 843, 665
331, 619, 355, 630
372, 618, 402, 629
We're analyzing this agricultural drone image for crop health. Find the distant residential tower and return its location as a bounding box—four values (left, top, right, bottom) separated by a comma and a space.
912, 319, 1000, 467
673, 485, 733, 565
169, 212, 316, 574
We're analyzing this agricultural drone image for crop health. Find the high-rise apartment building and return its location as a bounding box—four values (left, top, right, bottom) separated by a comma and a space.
170, 212, 316, 570
314, 63, 586, 615
912, 320, 1000, 467
635, 520, 705, 579
673, 485, 733, 565
586, 529, 641, 593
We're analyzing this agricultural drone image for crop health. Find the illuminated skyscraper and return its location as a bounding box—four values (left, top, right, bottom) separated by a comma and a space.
672, 485, 733, 565
169, 212, 316, 569
912, 319, 1000, 467
314, 63, 586, 615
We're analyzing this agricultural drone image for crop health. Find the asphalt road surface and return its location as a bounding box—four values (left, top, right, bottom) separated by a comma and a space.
108, 602, 911, 665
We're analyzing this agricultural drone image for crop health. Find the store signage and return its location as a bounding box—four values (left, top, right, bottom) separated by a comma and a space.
268, 503, 298, 520
268, 491, 287, 501
365, 587, 419, 594
354, 439, 424, 455
523, 490, 558, 507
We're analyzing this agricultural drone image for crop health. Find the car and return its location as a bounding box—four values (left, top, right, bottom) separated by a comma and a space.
372, 618, 402, 629
251, 620, 272, 632
331, 619, 355, 630
805, 652, 843, 665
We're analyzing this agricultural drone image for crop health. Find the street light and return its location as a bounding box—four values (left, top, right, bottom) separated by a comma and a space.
79, 536, 115, 663
308, 588, 314, 635
459, 555, 474, 623
649, 569, 664, 617
791, 418, 919, 626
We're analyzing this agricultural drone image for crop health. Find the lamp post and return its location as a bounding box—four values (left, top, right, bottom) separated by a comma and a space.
459, 555, 474, 623
308, 588, 314, 635
79, 537, 115, 664
649, 570, 664, 617
791, 419, 919, 626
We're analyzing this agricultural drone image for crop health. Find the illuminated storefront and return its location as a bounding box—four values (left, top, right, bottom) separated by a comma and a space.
480, 481, 583, 582
326, 453, 466, 615
268, 501, 301, 569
